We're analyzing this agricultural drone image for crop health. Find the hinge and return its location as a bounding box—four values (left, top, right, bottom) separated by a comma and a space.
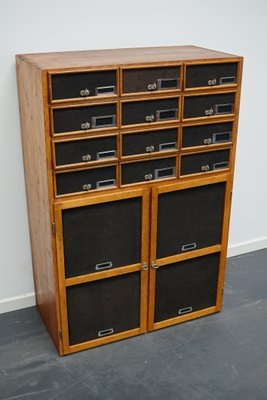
58, 329, 63, 340
52, 222, 56, 235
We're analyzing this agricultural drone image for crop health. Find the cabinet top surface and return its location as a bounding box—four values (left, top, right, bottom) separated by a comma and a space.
16, 45, 241, 70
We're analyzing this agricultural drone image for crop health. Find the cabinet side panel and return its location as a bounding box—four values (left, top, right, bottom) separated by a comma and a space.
16, 57, 61, 352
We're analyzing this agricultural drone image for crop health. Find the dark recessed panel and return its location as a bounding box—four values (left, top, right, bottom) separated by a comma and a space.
156, 182, 225, 259
180, 149, 230, 176
51, 70, 117, 101
53, 104, 117, 134
182, 122, 233, 148
154, 253, 220, 322
122, 157, 176, 185
62, 197, 142, 277
186, 63, 238, 88
122, 98, 178, 126
55, 136, 117, 166
122, 67, 180, 94
183, 93, 235, 119
122, 128, 178, 157
67, 272, 140, 345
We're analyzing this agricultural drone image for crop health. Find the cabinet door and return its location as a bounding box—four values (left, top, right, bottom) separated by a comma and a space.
54, 188, 149, 353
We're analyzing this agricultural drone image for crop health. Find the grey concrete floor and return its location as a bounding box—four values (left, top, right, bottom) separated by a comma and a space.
0, 248, 267, 400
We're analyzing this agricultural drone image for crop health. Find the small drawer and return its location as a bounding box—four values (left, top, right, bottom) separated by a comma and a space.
180, 150, 230, 176
54, 136, 117, 168
182, 122, 233, 148
122, 128, 178, 157
183, 93, 235, 120
185, 62, 238, 89
121, 157, 176, 185
56, 165, 117, 196
52, 103, 117, 135
50, 70, 117, 102
122, 98, 179, 127
122, 66, 181, 94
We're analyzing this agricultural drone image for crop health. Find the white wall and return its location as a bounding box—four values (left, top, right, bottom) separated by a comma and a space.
0, 0, 266, 313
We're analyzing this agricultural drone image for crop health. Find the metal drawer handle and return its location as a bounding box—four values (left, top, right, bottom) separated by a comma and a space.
219, 76, 236, 85
214, 103, 234, 115
146, 145, 155, 153
92, 114, 116, 129
80, 88, 90, 97
156, 108, 178, 121
82, 183, 92, 191
207, 78, 217, 86
201, 165, 210, 172
145, 114, 155, 122
96, 150, 116, 160
98, 328, 114, 337
154, 166, 175, 180
141, 263, 148, 271
96, 179, 116, 189
158, 78, 179, 90
81, 154, 92, 162
213, 161, 229, 170
144, 173, 153, 181
147, 82, 157, 91
205, 108, 214, 116
151, 261, 159, 269
212, 131, 232, 143
182, 243, 197, 251
203, 138, 212, 145
95, 261, 113, 271
95, 85, 116, 95
81, 122, 91, 130
178, 306, 193, 315
159, 142, 177, 151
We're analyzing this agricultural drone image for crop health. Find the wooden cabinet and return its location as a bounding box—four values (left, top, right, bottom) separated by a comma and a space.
16, 45, 243, 355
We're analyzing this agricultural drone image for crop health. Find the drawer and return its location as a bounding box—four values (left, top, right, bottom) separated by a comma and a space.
185, 62, 238, 89
121, 98, 179, 127
54, 135, 117, 168
50, 70, 117, 102
180, 149, 230, 176
122, 66, 181, 94
52, 103, 117, 135
121, 157, 176, 185
67, 272, 140, 345
122, 128, 178, 157
183, 93, 235, 120
182, 122, 233, 148
154, 254, 219, 322
56, 165, 117, 196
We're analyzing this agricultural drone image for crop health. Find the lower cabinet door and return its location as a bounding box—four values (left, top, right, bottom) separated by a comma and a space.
153, 253, 220, 325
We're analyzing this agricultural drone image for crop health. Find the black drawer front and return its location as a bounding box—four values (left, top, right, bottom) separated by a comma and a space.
122, 157, 176, 185
67, 272, 140, 345
182, 122, 233, 148
56, 166, 116, 195
183, 93, 235, 119
186, 63, 238, 88
122, 67, 180, 94
122, 98, 179, 126
157, 182, 225, 259
154, 254, 219, 323
62, 197, 141, 278
53, 104, 117, 134
55, 136, 117, 167
51, 70, 117, 101
122, 128, 178, 157
180, 149, 230, 176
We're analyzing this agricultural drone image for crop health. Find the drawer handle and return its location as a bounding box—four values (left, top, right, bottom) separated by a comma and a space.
146, 145, 155, 153
81, 154, 92, 162
91, 115, 116, 129
178, 306, 193, 315
96, 179, 116, 189
96, 150, 116, 160
82, 183, 92, 191
95, 261, 113, 271
205, 108, 214, 116
80, 88, 90, 97
145, 114, 155, 122
214, 103, 234, 115
154, 166, 175, 180
147, 82, 157, 91
203, 138, 212, 145
81, 122, 91, 130
97, 328, 114, 337
156, 108, 178, 121
201, 165, 210, 172
219, 76, 236, 85
207, 78, 217, 86
182, 242, 196, 251
144, 173, 153, 181
213, 161, 229, 170
212, 131, 232, 143
95, 85, 116, 96
158, 78, 179, 90
159, 142, 177, 151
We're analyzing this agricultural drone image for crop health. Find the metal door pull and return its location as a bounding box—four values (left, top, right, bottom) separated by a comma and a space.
159, 142, 177, 151
178, 306, 193, 315
96, 150, 116, 160
182, 243, 197, 251
96, 179, 116, 189
213, 161, 229, 170
97, 328, 114, 337
95, 261, 113, 271
95, 85, 116, 95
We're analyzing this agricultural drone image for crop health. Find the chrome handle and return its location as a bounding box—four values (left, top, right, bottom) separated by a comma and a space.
151, 261, 159, 270
141, 263, 148, 271
145, 114, 155, 122
81, 154, 92, 162
178, 306, 193, 315
97, 328, 114, 337
203, 138, 212, 145
146, 145, 155, 153
208, 78, 217, 86
201, 165, 210, 172
205, 109, 214, 116
144, 173, 153, 181
147, 82, 157, 91
82, 183, 92, 191
80, 88, 90, 97
81, 122, 90, 130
